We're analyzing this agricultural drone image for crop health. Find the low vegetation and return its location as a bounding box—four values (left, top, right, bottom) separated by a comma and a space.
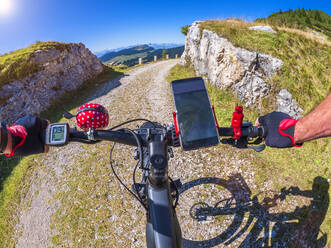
256, 9, 331, 39
0, 65, 123, 246
167, 62, 331, 246
177, 21, 330, 243
181, 25, 191, 36
0, 41, 72, 87
198, 19, 331, 114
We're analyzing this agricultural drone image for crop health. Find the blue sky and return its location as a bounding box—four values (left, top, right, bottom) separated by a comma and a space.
0, 0, 330, 54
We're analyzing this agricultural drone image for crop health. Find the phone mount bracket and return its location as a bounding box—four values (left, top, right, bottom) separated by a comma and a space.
172, 112, 180, 137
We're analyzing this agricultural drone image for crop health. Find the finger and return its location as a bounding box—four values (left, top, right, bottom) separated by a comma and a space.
40, 118, 50, 129
44, 145, 49, 153
255, 118, 260, 127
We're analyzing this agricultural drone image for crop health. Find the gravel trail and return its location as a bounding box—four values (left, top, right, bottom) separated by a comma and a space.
13, 59, 305, 248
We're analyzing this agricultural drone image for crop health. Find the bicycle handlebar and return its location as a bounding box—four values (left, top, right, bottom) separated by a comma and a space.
219, 126, 266, 138
69, 128, 140, 146
69, 124, 266, 147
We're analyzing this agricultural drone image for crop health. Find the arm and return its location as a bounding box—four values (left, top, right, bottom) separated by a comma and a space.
294, 93, 331, 143
257, 93, 331, 148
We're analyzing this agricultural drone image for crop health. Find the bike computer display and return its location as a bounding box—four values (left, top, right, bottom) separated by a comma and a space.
45, 123, 69, 146
171, 77, 219, 151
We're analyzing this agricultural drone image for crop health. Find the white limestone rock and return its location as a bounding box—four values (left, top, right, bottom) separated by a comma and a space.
0, 43, 104, 123
277, 89, 303, 119
248, 25, 277, 34
183, 22, 284, 108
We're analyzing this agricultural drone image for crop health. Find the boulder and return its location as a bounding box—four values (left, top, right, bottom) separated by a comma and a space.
277, 89, 303, 119
0, 43, 104, 123
182, 22, 303, 118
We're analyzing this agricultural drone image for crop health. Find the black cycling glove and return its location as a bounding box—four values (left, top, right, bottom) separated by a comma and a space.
5, 116, 49, 157
258, 112, 302, 148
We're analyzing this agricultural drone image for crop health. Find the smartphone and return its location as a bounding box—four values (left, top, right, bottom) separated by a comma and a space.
171, 77, 219, 151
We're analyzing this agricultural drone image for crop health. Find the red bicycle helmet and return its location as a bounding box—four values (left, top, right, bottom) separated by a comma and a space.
76, 103, 109, 130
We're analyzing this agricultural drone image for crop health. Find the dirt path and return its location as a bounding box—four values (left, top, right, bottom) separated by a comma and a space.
13, 59, 304, 248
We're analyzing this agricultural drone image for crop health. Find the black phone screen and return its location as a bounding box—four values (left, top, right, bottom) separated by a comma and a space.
171, 77, 219, 150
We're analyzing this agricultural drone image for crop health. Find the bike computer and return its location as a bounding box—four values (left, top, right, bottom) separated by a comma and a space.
45, 123, 69, 146
171, 77, 219, 151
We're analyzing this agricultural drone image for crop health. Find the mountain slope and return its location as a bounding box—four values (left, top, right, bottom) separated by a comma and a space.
197, 19, 330, 114
94, 43, 183, 57
180, 19, 330, 247
99, 45, 184, 66
0, 41, 72, 87
99, 45, 154, 63
255, 9, 331, 39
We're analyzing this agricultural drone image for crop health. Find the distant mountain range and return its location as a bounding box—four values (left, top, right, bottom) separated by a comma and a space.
94, 43, 184, 58
98, 44, 184, 66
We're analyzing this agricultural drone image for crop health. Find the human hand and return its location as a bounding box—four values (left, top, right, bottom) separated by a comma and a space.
5, 116, 49, 157
255, 112, 302, 148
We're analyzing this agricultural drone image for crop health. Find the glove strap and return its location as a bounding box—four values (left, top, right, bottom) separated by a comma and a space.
1, 122, 8, 153
279, 119, 303, 147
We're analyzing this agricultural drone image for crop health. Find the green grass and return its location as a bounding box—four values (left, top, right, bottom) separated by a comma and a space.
0, 41, 73, 88
166, 63, 196, 82
0, 64, 123, 247
167, 63, 331, 246
40, 65, 122, 122
199, 20, 331, 115
0, 156, 39, 247
255, 9, 331, 39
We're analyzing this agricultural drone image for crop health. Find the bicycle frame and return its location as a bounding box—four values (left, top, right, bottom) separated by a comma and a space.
137, 127, 183, 248
146, 182, 182, 248
67, 114, 265, 247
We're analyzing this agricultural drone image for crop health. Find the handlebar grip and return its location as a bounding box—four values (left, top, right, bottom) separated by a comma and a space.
218, 126, 266, 138
241, 126, 266, 138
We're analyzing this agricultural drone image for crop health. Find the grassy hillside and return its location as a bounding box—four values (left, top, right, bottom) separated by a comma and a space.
167, 63, 331, 247
0, 65, 122, 246
0, 41, 72, 88
176, 18, 330, 246
99, 45, 154, 62
199, 20, 331, 115
256, 9, 331, 39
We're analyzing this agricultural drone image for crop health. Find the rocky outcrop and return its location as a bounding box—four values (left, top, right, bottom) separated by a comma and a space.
0, 43, 104, 123
277, 89, 303, 119
182, 22, 303, 118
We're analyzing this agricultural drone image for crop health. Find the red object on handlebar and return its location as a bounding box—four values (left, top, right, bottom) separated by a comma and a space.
173, 112, 179, 137
231, 106, 244, 139
76, 103, 109, 130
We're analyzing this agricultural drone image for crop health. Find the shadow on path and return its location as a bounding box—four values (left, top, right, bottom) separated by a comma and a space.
180, 174, 329, 248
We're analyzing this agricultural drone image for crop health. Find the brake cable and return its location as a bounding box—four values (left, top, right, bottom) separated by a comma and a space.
169, 176, 179, 208
107, 118, 156, 211
109, 140, 148, 211
108, 118, 156, 130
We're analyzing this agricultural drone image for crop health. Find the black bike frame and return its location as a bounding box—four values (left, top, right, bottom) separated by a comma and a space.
69, 121, 265, 248
142, 129, 183, 248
